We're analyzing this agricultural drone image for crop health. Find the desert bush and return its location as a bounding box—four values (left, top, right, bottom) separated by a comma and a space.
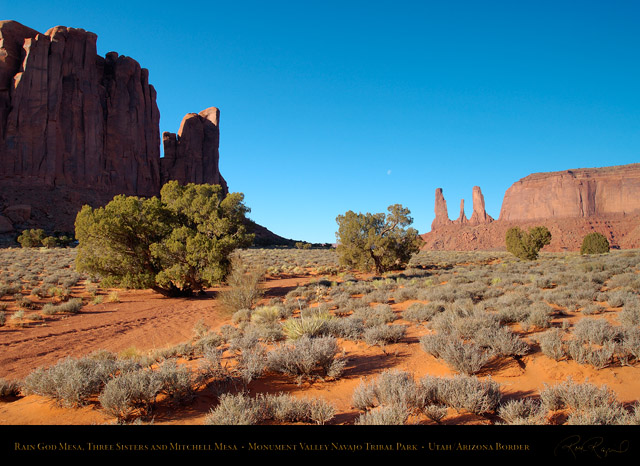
0, 378, 21, 398
156, 359, 196, 402
436, 374, 502, 415
607, 290, 637, 308
266, 336, 346, 383
352, 303, 397, 328
580, 232, 610, 255
571, 318, 620, 345
505, 225, 551, 260
17, 229, 45, 248
250, 305, 284, 326
537, 328, 566, 361
354, 405, 409, 425
420, 334, 491, 375
335, 204, 423, 274
281, 314, 332, 340
363, 324, 407, 347
619, 302, 640, 327
540, 378, 618, 412
403, 302, 443, 323
567, 403, 633, 425
236, 344, 267, 387
204, 392, 264, 425
475, 326, 530, 358
218, 257, 265, 313
498, 398, 547, 425
262, 393, 336, 425
75, 181, 253, 296
0, 311, 5, 326
98, 368, 164, 421
618, 327, 640, 364
324, 315, 366, 341
23, 356, 120, 407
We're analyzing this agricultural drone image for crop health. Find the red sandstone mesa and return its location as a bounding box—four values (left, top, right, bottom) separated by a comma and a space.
0, 21, 229, 235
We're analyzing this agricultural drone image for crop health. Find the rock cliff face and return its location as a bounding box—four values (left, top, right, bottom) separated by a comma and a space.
0, 21, 231, 237
162, 107, 228, 194
0, 22, 161, 196
499, 164, 640, 221
422, 164, 640, 252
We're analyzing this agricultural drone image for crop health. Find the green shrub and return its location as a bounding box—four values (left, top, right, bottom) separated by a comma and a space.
505, 226, 551, 260
580, 232, 610, 255
17, 229, 45, 248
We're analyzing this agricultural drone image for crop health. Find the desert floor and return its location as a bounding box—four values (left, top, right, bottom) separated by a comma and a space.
1, 247, 639, 428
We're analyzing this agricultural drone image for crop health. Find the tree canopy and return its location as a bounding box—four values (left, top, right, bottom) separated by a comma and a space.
75, 181, 253, 296
335, 204, 423, 274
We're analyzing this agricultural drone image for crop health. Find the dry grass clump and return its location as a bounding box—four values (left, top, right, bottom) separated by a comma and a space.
204, 392, 336, 425
217, 257, 265, 314
352, 370, 503, 424
266, 335, 347, 384
540, 378, 638, 425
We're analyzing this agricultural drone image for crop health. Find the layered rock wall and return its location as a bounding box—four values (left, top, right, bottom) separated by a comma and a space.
0, 21, 230, 235
0, 22, 161, 196
499, 164, 640, 221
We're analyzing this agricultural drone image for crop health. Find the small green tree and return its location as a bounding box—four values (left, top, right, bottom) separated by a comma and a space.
17, 229, 45, 248
75, 181, 253, 296
580, 232, 610, 255
335, 204, 423, 274
505, 225, 551, 260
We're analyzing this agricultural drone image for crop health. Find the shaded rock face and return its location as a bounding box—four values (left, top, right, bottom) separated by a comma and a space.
423, 164, 640, 252
0, 21, 231, 236
162, 107, 228, 193
0, 22, 161, 196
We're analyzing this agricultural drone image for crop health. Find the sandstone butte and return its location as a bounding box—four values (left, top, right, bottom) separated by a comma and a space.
0, 20, 235, 238
422, 163, 640, 252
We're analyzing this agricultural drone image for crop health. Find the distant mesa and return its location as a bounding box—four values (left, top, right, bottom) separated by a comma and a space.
0, 20, 290, 245
423, 164, 640, 252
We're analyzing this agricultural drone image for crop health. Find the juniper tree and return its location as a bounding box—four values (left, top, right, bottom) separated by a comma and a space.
75, 181, 253, 296
335, 204, 423, 274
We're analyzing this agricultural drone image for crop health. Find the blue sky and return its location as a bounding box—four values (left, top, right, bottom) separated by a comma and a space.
3, 1, 639, 243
